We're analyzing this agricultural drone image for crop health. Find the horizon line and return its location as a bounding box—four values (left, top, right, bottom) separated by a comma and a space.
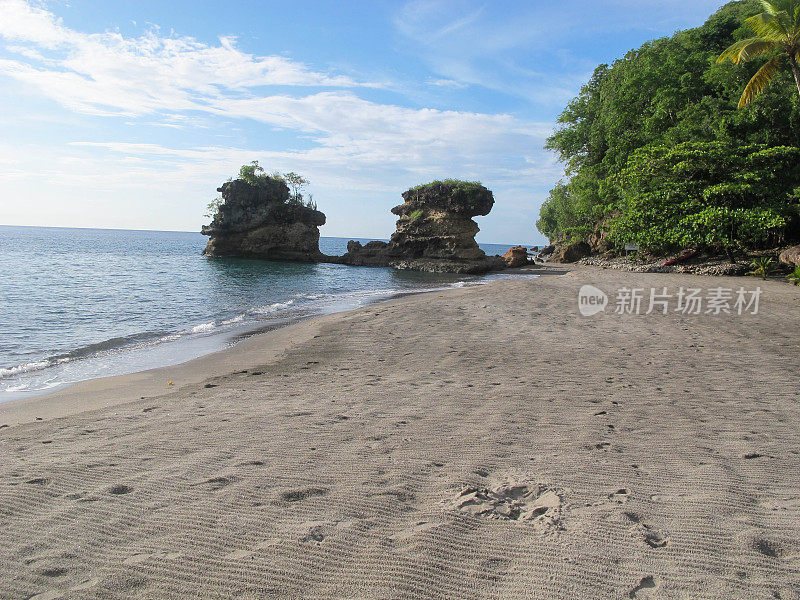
0, 224, 539, 247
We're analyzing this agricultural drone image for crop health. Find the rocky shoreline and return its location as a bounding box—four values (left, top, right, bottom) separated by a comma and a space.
539, 241, 800, 280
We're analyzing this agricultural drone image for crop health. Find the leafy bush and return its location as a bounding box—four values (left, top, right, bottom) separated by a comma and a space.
407, 179, 484, 196
238, 161, 273, 187
787, 266, 800, 285
228, 162, 316, 209
205, 196, 223, 219
606, 143, 800, 253
748, 256, 776, 279
409, 209, 424, 222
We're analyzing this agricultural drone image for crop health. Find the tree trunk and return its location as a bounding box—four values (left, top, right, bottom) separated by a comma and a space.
790, 53, 800, 101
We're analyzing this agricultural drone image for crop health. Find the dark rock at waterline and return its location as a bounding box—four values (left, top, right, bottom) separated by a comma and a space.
340, 181, 504, 274
202, 179, 327, 261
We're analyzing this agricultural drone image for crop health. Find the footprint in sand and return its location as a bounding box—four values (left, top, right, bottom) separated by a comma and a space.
191, 476, 234, 491
626, 522, 670, 548
608, 488, 631, 504
279, 487, 328, 503
750, 536, 799, 560
449, 479, 564, 529
629, 575, 659, 598
25, 478, 49, 485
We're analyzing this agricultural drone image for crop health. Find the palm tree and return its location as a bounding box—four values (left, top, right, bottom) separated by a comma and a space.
717, 0, 800, 108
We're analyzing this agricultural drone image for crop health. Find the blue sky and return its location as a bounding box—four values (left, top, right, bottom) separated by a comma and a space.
0, 0, 727, 244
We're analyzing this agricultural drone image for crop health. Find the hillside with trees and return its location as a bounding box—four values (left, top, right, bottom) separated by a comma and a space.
538, 0, 800, 255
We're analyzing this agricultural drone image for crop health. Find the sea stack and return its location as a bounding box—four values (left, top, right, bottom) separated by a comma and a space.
342, 180, 504, 273
201, 178, 326, 262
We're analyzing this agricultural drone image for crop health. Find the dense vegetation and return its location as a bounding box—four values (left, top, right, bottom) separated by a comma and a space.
538, 0, 800, 253
206, 162, 315, 218
407, 179, 485, 195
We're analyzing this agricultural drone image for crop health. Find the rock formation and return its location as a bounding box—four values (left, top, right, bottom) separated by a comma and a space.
340, 181, 504, 273
779, 244, 800, 268
548, 241, 592, 263
202, 178, 327, 261
502, 246, 530, 268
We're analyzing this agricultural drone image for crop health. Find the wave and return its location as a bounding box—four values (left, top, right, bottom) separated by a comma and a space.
0, 272, 536, 392
0, 360, 50, 378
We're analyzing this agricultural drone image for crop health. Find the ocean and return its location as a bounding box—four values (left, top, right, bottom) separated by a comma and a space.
0, 226, 528, 399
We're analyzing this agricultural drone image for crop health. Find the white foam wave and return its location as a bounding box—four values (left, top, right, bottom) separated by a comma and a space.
190, 321, 216, 334
252, 300, 294, 314
0, 360, 50, 379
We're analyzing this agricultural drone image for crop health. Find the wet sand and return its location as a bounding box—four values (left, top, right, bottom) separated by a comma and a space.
2, 265, 800, 599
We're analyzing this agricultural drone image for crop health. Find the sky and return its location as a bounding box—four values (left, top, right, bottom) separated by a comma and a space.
0, 0, 728, 244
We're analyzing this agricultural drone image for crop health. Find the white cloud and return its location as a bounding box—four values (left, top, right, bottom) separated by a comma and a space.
393, 0, 727, 102
0, 0, 367, 117
0, 0, 559, 242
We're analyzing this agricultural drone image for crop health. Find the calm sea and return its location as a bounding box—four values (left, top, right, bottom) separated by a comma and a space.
0, 226, 527, 398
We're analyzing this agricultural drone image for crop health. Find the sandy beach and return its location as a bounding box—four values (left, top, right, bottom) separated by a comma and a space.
2, 265, 800, 599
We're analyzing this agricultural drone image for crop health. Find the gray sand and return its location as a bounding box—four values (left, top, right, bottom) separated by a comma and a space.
2, 265, 799, 599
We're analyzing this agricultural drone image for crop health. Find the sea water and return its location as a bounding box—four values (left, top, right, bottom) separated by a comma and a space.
0, 226, 528, 399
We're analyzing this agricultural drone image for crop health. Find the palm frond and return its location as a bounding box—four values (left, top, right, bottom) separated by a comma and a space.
759, 0, 780, 14
739, 55, 784, 107
746, 13, 790, 41
717, 38, 779, 63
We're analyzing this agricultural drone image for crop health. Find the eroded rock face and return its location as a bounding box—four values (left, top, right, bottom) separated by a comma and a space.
550, 241, 591, 263
202, 179, 326, 261
341, 181, 504, 273
502, 246, 530, 268
779, 244, 800, 268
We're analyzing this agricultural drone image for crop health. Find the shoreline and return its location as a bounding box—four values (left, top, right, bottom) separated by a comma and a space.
0, 267, 542, 427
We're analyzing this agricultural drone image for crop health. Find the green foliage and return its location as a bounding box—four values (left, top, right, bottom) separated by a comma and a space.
787, 265, 800, 284
238, 161, 272, 187
409, 209, 424, 222
408, 179, 483, 191
607, 143, 800, 252
748, 255, 776, 278
205, 196, 223, 219
539, 0, 800, 248
232, 162, 316, 209
272, 171, 311, 205
408, 179, 485, 199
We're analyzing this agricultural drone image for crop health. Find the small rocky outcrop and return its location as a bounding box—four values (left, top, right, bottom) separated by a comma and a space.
202, 178, 327, 261
549, 241, 591, 263
779, 244, 800, 268
587, 218, 614, 253
502, 246, 530, 268
340, 181, 504, 273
